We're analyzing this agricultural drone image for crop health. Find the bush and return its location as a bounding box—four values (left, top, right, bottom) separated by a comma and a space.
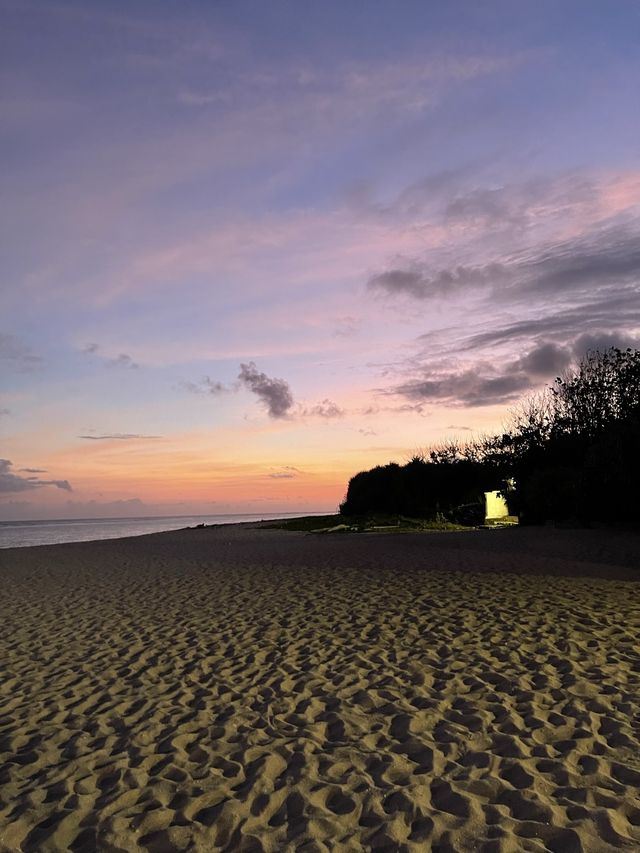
450, 501, 485, 526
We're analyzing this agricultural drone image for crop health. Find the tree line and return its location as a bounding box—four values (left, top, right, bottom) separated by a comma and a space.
339, 347, 640, 526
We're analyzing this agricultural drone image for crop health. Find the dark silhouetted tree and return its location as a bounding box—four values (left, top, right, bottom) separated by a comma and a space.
340, 348, 640, 526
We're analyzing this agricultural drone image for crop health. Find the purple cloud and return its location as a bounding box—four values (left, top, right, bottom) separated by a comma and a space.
0, 459, 72, 493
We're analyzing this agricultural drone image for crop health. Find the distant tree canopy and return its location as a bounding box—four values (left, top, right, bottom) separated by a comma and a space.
340, 348, 640, 526
340, 443, 507, 523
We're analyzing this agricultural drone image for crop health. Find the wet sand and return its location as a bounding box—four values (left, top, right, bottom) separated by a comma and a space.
0, 525, 639, 852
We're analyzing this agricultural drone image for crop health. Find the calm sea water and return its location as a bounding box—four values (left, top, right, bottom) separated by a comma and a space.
0, 512, 321, 549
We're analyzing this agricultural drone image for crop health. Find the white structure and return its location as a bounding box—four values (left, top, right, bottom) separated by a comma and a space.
484, 490, 510, 522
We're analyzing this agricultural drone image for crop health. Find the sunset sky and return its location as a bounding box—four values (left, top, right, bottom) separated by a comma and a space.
2, 1, 640, 520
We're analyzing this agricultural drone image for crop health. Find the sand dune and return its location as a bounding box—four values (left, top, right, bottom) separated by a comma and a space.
0, 525, 639, 851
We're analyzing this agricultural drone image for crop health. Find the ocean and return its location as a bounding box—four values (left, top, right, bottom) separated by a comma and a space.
0, 512, 321, 549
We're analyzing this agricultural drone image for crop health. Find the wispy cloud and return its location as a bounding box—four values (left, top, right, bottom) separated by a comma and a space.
268, 465, 303, 479
106, 353, 139, 369
82, 344, 140, 369
301, 399, 346, 419
359, 170, 640, 233
1, 41, 534, 317
462, 304, 640, 354
63, 498, 147, 517
0, 459, 71, 493
332, 316, 360, 338
175, 52, 523, 120
369, 221, 640, 303
365, 177, 640, 412
78, 433, 161, 441
180, 377, 232, 395
0, 333, 43, 372
177, 89, 229, 107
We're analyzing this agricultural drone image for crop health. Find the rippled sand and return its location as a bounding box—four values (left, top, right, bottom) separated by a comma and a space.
1, 525, 639, 852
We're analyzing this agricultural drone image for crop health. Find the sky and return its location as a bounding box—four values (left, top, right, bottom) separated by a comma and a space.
2, 0, 640, 520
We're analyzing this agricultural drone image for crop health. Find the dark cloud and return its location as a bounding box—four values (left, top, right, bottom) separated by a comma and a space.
107, 353, 138, 369
514, 342, 573, 378
0, 459, 72, 493
0, 408, 9, 417
238, 362, 294, 419
78, 433, 160, 440
572, 331, 639, 358
389, 333, 634, 409
390, 341, 576, 408
82, 342, 100, 354
395, 367, 532, 408
0, 333, 43, 371
20, 467, 47, 473
446, 424, 473, 431
368, 263, 504, 299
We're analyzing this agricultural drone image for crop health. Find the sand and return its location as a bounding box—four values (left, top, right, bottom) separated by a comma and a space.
0, 524, 639, 852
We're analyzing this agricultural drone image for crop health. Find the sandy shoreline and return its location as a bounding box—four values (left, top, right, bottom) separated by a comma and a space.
1, 525, 639, 851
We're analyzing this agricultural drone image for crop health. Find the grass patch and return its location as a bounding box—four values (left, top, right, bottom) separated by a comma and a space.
263, 514, 344, 531
264, 513, 471, 533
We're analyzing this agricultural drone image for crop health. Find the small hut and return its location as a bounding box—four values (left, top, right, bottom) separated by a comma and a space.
484, 488, 517, 525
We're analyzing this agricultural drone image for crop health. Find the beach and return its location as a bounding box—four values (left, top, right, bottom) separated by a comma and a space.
1, 524, 639, 852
